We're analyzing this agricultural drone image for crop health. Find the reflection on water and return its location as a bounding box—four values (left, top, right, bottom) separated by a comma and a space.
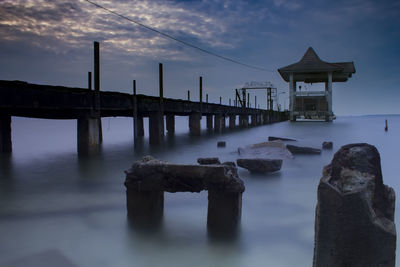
0, 115, 399, 266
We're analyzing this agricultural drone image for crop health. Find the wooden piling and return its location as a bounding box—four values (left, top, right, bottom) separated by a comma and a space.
214, 114, 222, 133
187, 90, 190, 101
385, 119, 388, 131
229, 115, 235, 129
88, 71, 92, 90
166, 114, 175, 134
206, 114, 213, 130
189, 112, 201, 136
94, 42, 100, 92
206, 94, 208, 103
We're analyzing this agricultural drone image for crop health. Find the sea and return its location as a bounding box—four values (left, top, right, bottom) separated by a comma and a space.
0, 115, 399, 267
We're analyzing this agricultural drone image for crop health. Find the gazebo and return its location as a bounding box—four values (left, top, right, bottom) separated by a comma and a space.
278, 47, 355, 121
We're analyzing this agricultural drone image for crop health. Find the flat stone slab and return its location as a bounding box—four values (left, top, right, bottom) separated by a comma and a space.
268, 136, 296, 141
197, 157, 221, 165
238, 141, 293, 159
313, 143, 396, 267
286, 144, 321, 154
125, 156, 244, 193
237, 158, 282, 173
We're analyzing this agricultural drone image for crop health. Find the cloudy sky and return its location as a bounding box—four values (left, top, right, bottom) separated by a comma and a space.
0, 0, 399, 115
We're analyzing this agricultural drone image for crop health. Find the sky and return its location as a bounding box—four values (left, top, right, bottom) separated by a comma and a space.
0, 0, 399, 115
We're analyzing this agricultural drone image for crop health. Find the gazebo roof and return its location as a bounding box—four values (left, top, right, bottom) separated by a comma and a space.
278, 47, 355, 83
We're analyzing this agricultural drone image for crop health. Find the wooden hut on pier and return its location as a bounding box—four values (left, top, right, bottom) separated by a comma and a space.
278, 47, 355, 121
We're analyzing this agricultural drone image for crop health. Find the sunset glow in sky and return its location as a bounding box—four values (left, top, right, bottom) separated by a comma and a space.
0, 0, 399, 115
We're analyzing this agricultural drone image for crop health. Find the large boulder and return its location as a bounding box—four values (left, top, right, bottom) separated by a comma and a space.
238, 141, 293, 159
237, 158, 282, 173
313, 143, 396, 267
322, 141, 333, 149
286, 144, 321, 154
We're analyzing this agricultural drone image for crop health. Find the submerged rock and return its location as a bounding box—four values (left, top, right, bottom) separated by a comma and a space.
197, 157, 221, 165
286, 144, 321, 154
222, 161, 236, 167
313, 143, 396, 267
217, 141, 226, 147
268, 136, 296, 141
237, 158, 282, 173
322, 141, 333, 149
238, 141, 293, 159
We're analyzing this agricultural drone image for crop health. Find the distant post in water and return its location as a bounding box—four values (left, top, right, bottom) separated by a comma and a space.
255, 95, 257, 109
247, 93, 250, 108
206, 94, 208, 103
385, 119, 388, 131
229, 98, 231, 106
220, 96, 222, 105
199, 76, 203, 104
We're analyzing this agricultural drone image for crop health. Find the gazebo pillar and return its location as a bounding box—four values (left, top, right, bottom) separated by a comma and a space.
326, 72, 333, 121
289, 73, 295, 121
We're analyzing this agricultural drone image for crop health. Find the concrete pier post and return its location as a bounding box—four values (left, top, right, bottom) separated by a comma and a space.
229, 115, 236, 129
206, 115, 213, 130
166, 114, 175, 134
149, 112, 164, 145
251, 115, 257, 126
189, 112, 201, 136
77, 114, 101, 155
221, 115, 226, 129
137, 115, 144, 137
214, 114, 222, 133
0, 113, 12, 153
207, 190, 242, 237
126, 189, 164, 228
239, 115, 248, 128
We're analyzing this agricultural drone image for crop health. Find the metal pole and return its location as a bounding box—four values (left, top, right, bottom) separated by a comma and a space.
159, 63, 163, 101
94, 41, 100, 91
88, 71, 92, 90
133, 80, 136, 95
188, 90, 190, 101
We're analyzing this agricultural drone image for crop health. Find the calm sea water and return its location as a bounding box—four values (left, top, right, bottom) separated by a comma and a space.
0, 115, 399, 267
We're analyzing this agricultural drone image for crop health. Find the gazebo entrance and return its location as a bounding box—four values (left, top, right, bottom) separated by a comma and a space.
278, 47, 355, 122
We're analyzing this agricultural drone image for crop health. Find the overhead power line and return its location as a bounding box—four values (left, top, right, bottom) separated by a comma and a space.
83, 0, 274, 72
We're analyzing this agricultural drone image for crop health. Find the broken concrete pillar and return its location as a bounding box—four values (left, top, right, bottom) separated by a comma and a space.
189, 112, 201, 136
77, 114, 101, 155
137, 115, 144, 137
149, 112, 164, 145
206, 115, 213, 130
229, 115, 236, 129
166, 114, 175, 134
214, 114, 222, 133
125, 156, 245, 237
221, 115, 226, 129
0, 113, 12, 153
313, 143, 396, 267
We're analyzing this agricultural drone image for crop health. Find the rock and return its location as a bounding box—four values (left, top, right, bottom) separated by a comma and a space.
197, 157, 221, 165
222, 161, 236, 167
217, 141, 226, 147
322, 141, 333, 149
313, 143, 396, 267
286, 144, 321, 154
238, 141, 293, 159
268, 136, 296, 141
237, 158, 282, 173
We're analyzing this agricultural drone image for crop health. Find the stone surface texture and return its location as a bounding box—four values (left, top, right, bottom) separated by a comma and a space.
322, 141, 333, 149
286, 144, 321, 154
238, 141, 293, 159
197, 157, 221, 165
237, 158, 282, 173
313, 143, 396, 267
125, 156, 244, 193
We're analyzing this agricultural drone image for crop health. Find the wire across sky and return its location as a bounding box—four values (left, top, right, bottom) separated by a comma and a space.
83, 0, 274, 72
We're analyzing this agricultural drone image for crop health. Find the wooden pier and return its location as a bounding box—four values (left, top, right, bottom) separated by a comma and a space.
0, 79, 287, 154
0, 42, 288, 155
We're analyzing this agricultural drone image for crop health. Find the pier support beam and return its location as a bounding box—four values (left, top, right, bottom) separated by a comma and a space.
126, 189, 164, 228
77, 114, 101, 155
137, 116, 144, 137
166, 114, 175, 134
207, 190, 242, 237
214, 114, 223, 133
229, 115, 236, 129
0, 113, 12, 153
206, 115, 213, 130
221, 115, 226, 129
239, 115, 248, 128
149, 112, 164, 145
189, 112, 201, 136
251, 115, 257, 126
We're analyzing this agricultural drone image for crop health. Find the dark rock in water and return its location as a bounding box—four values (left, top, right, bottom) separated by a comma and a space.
322, 141, 333, 149
286, 144, 321, 154
197, 157, 221, 165
217, 141, 226, 147
222, 161, 236, 167
237, 158, 282, 173
268, 136, 296, 141
313, 143, 396, 267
